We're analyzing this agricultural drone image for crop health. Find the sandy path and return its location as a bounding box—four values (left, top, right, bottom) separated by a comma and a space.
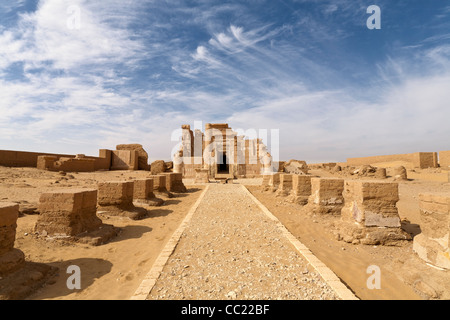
147, 183, 340, 300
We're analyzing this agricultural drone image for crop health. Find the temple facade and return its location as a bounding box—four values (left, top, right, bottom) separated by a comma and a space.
174, 123, 273, 179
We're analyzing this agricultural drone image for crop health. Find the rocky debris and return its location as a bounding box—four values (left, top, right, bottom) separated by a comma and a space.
150, 160, 167, 175
283, 160, 309, 175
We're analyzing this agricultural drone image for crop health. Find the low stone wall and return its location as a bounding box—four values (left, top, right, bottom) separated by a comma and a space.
347, 152, 438, 169
2, 149, 112, 171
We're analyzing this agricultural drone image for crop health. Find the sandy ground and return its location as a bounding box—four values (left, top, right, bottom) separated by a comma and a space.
247, 167, 450, 300
0, 167, 204, 300
1, 165, 449, 300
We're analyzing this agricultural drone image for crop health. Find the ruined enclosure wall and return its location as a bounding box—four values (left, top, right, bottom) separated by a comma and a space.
0, 149, 112, 171
440, 151, 450, 169
347, 152, 438, 169
0, 150, 75, 168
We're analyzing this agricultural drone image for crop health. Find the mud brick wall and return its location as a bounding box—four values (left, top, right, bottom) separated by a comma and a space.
36, 190, 101, 236
347, 152, 438, 169
0, 150, 75, 168
1, 149, 112, 171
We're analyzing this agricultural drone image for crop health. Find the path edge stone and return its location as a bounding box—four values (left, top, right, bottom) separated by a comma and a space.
242, 185, 359, 300
130, 185, 210, 300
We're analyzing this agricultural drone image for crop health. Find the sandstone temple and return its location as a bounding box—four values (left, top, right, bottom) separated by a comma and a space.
173, 123, 274, 181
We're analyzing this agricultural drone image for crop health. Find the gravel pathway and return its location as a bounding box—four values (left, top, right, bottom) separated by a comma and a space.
147, 184, 340, 300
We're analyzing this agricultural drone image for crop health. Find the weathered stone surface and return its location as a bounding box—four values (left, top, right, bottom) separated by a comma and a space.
0, 203, 25, 275
194, 169, 209, 184
393, 166, 407, 180
374, 167, 387, 179
111, 150, 139, 170
339, 181, 411, 246
97, 181, 147, 220
148, 175, 173, 198
262, 173, 280, 192
0, 203, 20, 256
116, 144, 150, 171
275, 174, 293, 197
35, 189, 102, 237
283, 160, 309, 175
133, 179, 164, 207
161, 173, 187, 193
288, 175, 312, 205
150, 160, 167, 175
306, 178, 344, 215
413, 192, 450, 269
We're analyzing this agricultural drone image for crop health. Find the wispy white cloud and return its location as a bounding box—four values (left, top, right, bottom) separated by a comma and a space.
0, 0, 449, 163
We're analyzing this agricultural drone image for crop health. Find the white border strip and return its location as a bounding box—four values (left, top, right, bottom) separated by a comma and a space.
242, 185, 359, 300
130, 185, 210, 300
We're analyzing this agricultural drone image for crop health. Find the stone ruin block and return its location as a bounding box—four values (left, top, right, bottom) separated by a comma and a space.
111, 150, 139, 170
194, 169, 209, 184
275, 174, 293, 197
1, 203, 58, 300
161, 172, 187, 193
97, 181, 147, 220
148, 175, 173, 198
35, 189, 118, 245
116, 144, 150, 171
393, 166, 407, 181
133, 179, 164, 207
413, 193, 450, 269
0, 203, 25, 275
305, 178, 344, 215
287, 175, 312, 205
339, 181, 411, 246
262, 173, 280, 192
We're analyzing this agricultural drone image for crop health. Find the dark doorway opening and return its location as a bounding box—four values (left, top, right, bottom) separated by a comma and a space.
218, 153, 229, 173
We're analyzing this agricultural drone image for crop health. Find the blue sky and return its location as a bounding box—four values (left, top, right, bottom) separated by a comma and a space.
0, 0, 449, 163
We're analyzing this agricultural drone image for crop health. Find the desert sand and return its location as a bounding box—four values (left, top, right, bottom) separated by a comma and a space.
0, 165, 449, 300
0, 167, 204, 300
